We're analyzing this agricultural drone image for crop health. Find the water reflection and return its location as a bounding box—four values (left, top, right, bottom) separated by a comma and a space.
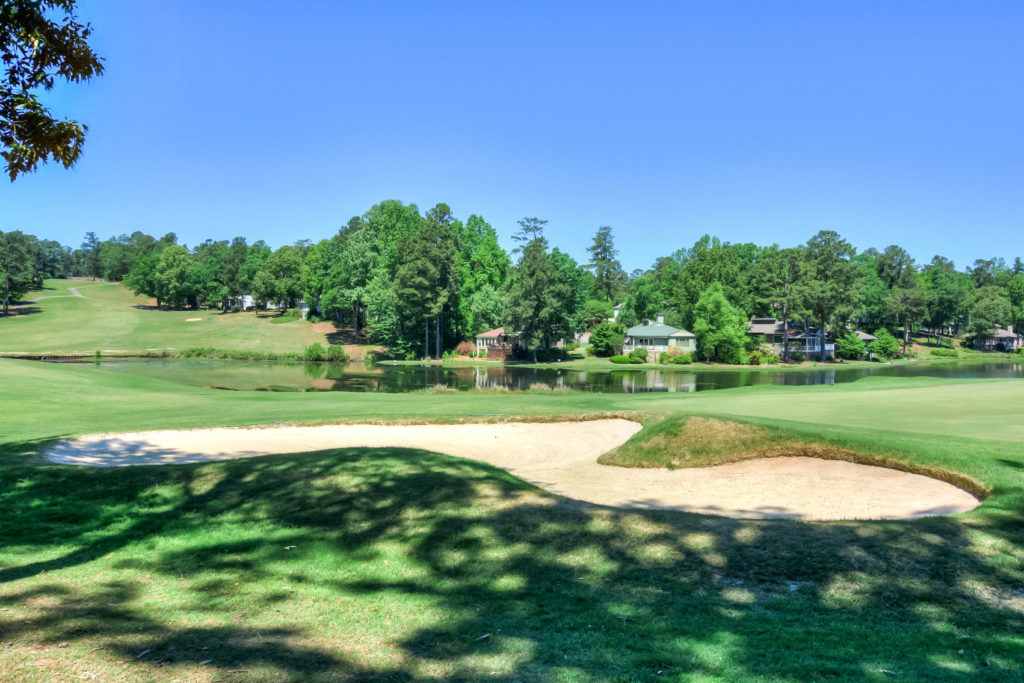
79, 359, 1024, 394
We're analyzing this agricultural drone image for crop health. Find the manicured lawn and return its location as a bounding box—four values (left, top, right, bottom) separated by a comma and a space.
1, 358, 1023, 680
0, 279, 329, 355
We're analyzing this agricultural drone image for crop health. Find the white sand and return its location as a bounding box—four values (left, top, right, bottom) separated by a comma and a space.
45, 419, 980, 520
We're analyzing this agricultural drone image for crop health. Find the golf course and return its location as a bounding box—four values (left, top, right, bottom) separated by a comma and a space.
1, 282, 1022, 681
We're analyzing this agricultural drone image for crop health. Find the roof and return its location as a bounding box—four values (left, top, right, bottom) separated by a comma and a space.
626, 323, 680, 337
476, 327, 505, 339
993, 326, 1017, 339
854, 330, 877, 341
670, 328, 696, 338
746, 318, 813, 339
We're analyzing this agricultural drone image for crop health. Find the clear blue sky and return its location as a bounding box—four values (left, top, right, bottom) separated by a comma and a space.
4, 0, 1023, 272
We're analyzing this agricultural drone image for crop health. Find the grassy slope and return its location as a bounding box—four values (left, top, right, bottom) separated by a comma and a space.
2, 359, 1024, 680
0, 279, 328, 354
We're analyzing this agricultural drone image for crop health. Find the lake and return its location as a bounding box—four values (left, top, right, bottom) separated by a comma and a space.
75, 358, 1024, 393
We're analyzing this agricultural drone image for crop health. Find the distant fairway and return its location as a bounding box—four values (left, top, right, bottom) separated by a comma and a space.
0, 279, 329, 354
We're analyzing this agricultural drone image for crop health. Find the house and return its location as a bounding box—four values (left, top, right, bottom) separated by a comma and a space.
854, 330, 877, 343
622, 314, 697, 357
475, 327, 519, 359
747, 318, 835, 359
609, 302, 625, 322
973, 325, 1022, 352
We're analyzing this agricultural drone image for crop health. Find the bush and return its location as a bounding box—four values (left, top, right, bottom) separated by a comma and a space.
455, 341, 476, 356
536, 347, 569, 362
590, 322, 627, 357
325, 344, 348, 362
791, 351, 806, 363
304, 343, 326, 362
867, 328, 900, 360
563, 341, 580, 352
610, 355, 632, 364
748, 350, 762, 365
628, 348, 648, 362
931, 347, 958, 357
659, 351, 672, 364
671, 352, 693, 365
836, 331, 866, 360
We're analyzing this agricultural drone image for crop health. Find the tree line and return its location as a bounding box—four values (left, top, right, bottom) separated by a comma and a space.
3, 200, 1023, 359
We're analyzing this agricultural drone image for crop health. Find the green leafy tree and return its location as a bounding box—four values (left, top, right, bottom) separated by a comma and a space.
457, 214, 509, 336
668, 235, 749, 329
885, 278, 931, 352
1006, 273, 1024, 344
867, 328, 900, 359
802, 230, 860, 360
154, 244, 195, 309
0, 229, 35, 315
258, 245, 303, 311
1, 0, 104, 180
506, 236, 570, 362
750, 246, 805, 362
691, 282, 748, 363
920, 256, 970, 340
620, 276, 660, 328
969, 287, 1011, 345
124, 252, 162, 308
835, 331, 866, 360
581, 299, 613, 328
586, 226, 627, 301
467, 283, 505, 334
589, 321, 626, 357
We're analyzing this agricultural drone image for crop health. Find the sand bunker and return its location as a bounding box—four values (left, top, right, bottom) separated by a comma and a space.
185, 317, 203, 322
45, 420, 980, 520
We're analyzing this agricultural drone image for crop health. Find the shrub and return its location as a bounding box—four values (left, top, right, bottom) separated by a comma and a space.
931, 347, 958, 357
590, 322, 627, 357
762, 351, 780, 365
455, 341, 476, 356
536, 347, 569, 362
659, 351, 672, 364
610, 355, 632, 364
867, 328, 900, 360
563, 341, 580, 352
836, 332, 866, 360
528, 382, 553, 392
629, 355, 645, 364
303, 343, 326, 362
628, 348, 648, 362
791, 351, 806, 363
478, 349, 488, 358
671, 352, 693, 365
325, 344, 348, 362
748, 350, 762, 365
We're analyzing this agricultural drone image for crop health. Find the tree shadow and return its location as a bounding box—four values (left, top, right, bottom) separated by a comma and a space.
2, 444, 1023, 680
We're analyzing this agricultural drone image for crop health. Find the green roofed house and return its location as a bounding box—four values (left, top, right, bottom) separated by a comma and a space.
622, 314, 697, 357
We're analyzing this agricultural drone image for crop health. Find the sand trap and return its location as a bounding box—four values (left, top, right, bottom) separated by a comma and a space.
45, 420, 980, 520
185, 317, 203, 322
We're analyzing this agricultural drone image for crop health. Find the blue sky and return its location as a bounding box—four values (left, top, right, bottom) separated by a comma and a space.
4, 0, 1023, 272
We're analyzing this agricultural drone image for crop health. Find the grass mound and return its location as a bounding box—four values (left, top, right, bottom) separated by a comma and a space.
599, 416, 852, 469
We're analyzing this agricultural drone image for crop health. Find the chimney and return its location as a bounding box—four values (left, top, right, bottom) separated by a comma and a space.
656, 312, 665, 324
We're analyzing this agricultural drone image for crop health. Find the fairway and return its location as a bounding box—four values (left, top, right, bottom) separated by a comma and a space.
0, 279, 330, 354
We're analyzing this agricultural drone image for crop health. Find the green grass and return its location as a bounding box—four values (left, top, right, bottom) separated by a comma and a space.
0, 279, 329, 354
1, 358, 1024, 680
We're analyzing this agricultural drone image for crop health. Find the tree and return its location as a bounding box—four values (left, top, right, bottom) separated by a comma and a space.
467, 283, 505, 334
512, 217, 547, 251
456, 214, 509, 337
586, 226, 627, 301
393, 203, 459, 358
80, 231, 101, 279
668, 235, 750, 329
124, 252, 162, 308
968, 287, 1011, 345
258, 245, 303, 310
1, 0, 104, 180
619, 276, 660, 329
0, 229, 34, 315
750, 246, 804, 362
589, 321, 626, 357
691, 282, 748, 363
885, 279, 930, 352
868, 328, 900, 360
154, 244, 194, 309
801, 230, 860, 360
506, 236, 569, 362
835, 331, 866, 360
581, 299, 613, 328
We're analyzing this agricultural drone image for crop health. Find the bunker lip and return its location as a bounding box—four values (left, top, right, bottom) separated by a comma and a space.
45, 420, 981, 521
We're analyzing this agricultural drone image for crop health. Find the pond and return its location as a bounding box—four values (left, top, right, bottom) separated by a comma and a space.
74, 358, 1024, 393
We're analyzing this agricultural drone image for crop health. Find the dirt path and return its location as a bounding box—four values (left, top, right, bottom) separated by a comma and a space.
45, 420, 980, 520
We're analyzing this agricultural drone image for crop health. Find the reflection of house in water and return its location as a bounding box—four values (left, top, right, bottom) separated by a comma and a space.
618, 370, 697, 393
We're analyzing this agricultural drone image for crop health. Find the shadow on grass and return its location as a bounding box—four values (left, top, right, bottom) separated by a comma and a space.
1, 444, 1023, 680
